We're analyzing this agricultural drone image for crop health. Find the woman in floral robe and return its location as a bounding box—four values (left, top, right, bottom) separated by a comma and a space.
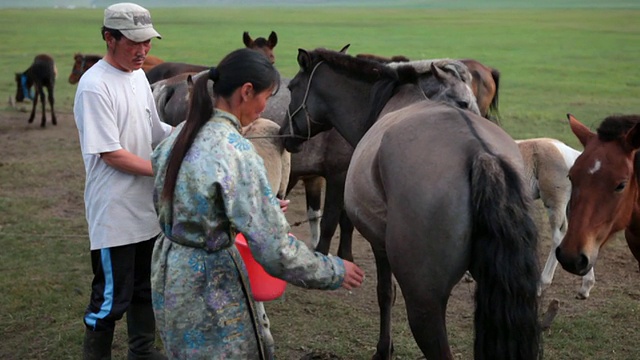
150, 48, 365, 359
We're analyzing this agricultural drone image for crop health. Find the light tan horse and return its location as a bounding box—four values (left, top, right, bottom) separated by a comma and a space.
516, 138, 594, 299
242, 117, 291, 199
240, 117, 291, 355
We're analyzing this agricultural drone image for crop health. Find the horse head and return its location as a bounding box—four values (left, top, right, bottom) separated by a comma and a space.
15, 72, 33, 102
388, 59, 481, 117
280, 47, 417, 153
69, 53, 101, 84
557, 113, 640, 276
243, 31, 278, 64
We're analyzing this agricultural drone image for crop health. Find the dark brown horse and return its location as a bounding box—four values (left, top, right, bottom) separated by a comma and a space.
15, 54, 57, 127
68, 53, 164, 84
147, 31, 279, 85
557, 114, 640, 278
356, 53, 500, 120
280, 48, 540, 359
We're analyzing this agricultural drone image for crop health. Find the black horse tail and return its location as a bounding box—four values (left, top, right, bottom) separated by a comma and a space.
470, 152, 541, 360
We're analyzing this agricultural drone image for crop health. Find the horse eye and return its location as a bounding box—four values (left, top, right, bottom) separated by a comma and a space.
615, 181, 627, 193
457, 100, 470, 109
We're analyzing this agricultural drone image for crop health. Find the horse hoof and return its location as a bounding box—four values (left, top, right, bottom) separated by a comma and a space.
575, 292, 589, 300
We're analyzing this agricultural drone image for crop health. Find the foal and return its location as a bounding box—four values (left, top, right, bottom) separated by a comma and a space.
516, 138, 595, 299
15, 54, 57, 128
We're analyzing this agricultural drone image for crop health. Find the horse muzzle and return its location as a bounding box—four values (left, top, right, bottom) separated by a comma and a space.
283, 136, 305, 153
555, 246, 596, 276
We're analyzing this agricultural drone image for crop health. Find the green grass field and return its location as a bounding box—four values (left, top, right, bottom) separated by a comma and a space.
2, 6, 639, 145
1, 4, 640, 359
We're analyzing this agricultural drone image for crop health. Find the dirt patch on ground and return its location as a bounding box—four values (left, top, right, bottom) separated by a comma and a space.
2, 109, 639, 359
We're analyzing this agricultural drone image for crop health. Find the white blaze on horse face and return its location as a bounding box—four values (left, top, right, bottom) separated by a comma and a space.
588, 159, 602, 175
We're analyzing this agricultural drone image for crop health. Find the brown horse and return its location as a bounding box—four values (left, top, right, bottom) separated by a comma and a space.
147, 31, 279, 85
15, 54, 57, 127
243, 31, 278, 64
557, 114, 640, 278
356, 53, 500, 120
460, 58, 500, 121
68, 53, 164, 84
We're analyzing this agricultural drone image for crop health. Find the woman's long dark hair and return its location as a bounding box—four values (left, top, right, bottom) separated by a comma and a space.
161, 48, 280, 202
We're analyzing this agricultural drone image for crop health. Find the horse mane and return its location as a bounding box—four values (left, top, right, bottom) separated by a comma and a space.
355, 53, 411, 63
387, 59, 473, 84
75, 53, 102, 61
309, 48, 419, 129
596, 114, 640, 183
597, 114, 640, 142
311, 48, 408, 82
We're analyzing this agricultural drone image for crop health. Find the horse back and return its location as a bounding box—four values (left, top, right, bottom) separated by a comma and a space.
243, 118, 291, 198
28, 54, 56, 85
146, 62, 209, 84
346, 101, 520, 248
516, 138, 577, 201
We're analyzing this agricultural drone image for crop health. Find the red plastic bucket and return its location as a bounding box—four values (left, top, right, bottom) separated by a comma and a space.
235, 233, 287, 301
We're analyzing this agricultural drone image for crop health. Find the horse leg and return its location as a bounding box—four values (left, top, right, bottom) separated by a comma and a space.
254, 301, 274, 356
316, 175, 353, 260
538, 203, 565, 296
404, 293, 452, 359
337, 210, 354, 262
303, 177, 323, 249
578, 268, 596, 299
28, 87, 38, 124
371, 246, 395, 360
38, 85, 47, 127
47, 84, 56, 126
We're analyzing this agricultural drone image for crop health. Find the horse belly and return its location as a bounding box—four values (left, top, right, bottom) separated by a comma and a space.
344, 127, 389, 247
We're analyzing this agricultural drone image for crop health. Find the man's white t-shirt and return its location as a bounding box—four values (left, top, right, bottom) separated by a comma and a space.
74, 59, 172, 250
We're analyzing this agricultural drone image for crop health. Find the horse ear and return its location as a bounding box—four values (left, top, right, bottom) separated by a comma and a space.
268, 31, 278, 48
297, 49, 311, 70
243, 32, 253, 47
624, 122, 640, 151
430, 63, 446, 80
567, 114, 594, 148
339, 44, 350, 54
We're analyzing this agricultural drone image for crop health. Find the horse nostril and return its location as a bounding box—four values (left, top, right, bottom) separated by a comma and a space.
578, 253, 590, 270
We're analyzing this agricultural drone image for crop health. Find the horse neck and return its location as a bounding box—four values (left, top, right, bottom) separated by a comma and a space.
378, 84, 425, 118
326, 79, 379, 147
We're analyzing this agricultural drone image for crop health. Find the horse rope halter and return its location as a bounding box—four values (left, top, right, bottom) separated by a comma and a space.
72, 56, 88, 76
244, 60, 325, 141
283, 60, 326, 141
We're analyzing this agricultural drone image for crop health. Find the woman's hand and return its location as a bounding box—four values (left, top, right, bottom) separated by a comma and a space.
341, 260, 365, 290
279, 198, 290, 213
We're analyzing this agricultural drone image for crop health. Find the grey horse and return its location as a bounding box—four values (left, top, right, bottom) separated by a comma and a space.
280, 48, 540, 360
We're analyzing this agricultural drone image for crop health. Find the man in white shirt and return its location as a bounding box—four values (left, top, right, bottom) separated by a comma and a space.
73, 3, 173, 359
